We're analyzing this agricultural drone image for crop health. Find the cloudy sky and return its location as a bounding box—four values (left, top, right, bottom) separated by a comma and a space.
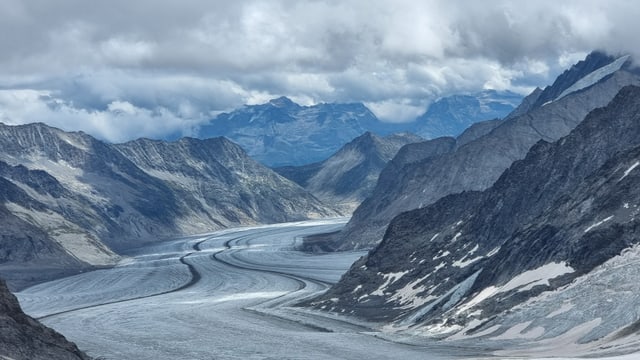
0, 0, 638, 142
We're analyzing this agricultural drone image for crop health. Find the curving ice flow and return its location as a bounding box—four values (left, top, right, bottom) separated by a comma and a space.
16, 219, 461, 360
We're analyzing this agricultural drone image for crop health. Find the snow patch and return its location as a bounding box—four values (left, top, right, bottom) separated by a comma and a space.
452, 244, 482, 268
371, 271, 409, 296
500, 262, 574, 293
388, 277, 436, 308
492, 321, 545, 340
452, 255, 483, 268
546, 302, 575, 318
457, 262, 574, 314
486, 246, 501, 257
456, 286, 498, 315
584, 215, 614, 233
433, 250, 450, 260
620, 161, 640, 181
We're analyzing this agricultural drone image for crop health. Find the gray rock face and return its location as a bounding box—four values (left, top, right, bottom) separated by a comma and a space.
0, 123, 338, 287
333, 53, 640, 250
454, 118, 504, 148
0, 122, 187, 254
0, 163, 93, 289
311, 86, 640, 348
115, 137, 339, 226
0, 278, 90, 360
502, 87, 542, 120
274, 132, 423, 213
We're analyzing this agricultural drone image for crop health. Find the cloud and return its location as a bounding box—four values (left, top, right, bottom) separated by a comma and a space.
0, 0, 639, 141
0, 89, 198, 143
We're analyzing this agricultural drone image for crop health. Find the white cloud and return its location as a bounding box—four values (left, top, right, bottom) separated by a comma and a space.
100, 37, 155, 66
0, 89, 200, 143
366, 99, 426, 123
0, 0, 639, 142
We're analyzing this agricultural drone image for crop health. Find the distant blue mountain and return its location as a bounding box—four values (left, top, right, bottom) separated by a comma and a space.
413, 89, 523, 139
197, 97, 398, 166
196, 91, 522, 166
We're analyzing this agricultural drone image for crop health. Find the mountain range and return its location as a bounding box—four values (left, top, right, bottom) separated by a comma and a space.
310, 84, 640, 354
0, 123, 338, 289
3, 50, 640, 357
413, 89, 522, 139
324, 51, 640, 251
195, 91, 521, 167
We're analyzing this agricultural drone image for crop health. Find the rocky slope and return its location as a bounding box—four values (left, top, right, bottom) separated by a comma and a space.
0, 162, 100, 289
304, 118, 504, 251
274, 132, 422, 213
331, 52, 640, 250
115, 137, 337, 226
0, 122, 338, 287
0, 278, 89, 360
310, 85, 640, 355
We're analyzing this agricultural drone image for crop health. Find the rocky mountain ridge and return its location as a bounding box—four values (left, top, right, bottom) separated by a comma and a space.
196, 91, 520, 167
330, 52, 640, 251
274, 132, 423, 214
310, 85, 640, 355
0, 122, 338, 288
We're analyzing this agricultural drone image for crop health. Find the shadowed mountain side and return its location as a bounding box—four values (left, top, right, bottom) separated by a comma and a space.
331, 53, 640, 251
0, 123, 339, 288
0, 278, 90, 360
310, 86, 640, 352
274, 132, 423, 214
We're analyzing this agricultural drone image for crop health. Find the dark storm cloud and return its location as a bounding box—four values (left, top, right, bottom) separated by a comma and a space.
0, 0, 639, 141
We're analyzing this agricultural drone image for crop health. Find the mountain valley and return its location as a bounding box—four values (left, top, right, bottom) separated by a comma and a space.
0, 123, 338, 289
2, 51, 640, 359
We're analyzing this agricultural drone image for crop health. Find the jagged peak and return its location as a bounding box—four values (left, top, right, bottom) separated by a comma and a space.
348, 131, 381, 147
268, 96, 298, 108
532, 50, 627, 107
